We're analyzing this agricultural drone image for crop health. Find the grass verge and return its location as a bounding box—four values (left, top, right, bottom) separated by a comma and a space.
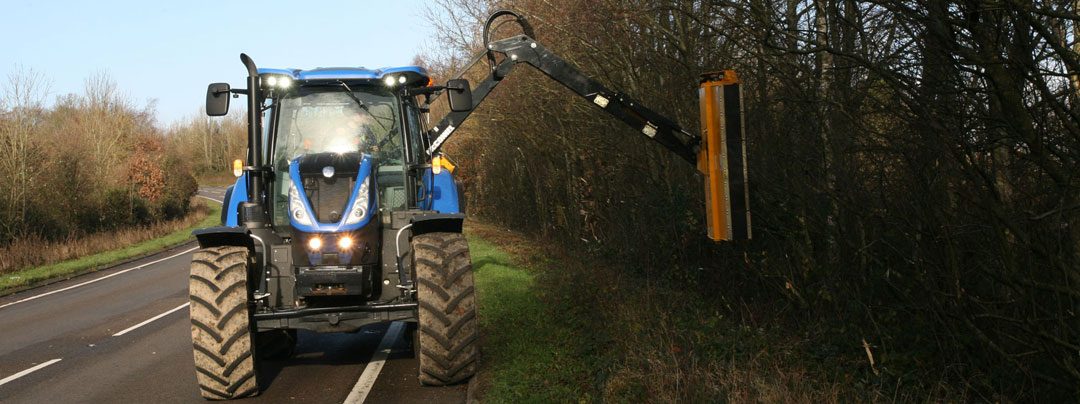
466, 221, 884, 403
0, 199, 221, 293
468, 234, 597, 403
466, 236, 600, 401
468, 221, 615, 403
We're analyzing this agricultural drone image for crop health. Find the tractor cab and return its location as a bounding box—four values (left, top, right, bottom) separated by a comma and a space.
257, 66, 430, 232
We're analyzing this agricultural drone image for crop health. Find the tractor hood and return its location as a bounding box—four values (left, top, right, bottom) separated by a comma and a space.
287, 152, 376, 233
296, 151, 364, 178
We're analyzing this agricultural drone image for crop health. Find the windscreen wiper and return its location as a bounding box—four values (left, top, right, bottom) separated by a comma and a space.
338, 81, 391, 134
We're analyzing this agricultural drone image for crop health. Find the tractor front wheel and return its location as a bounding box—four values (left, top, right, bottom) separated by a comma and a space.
188, 246, 260, 400
412, 232, 478, 385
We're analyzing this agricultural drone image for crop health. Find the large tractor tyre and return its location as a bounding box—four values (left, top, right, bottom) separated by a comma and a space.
413, 232, 478, 385
188, 246, 260, 400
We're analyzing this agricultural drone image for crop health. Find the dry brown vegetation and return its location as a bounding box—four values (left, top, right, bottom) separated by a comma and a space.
0, 65, 247, 273
426, 0, 1080, 401
0, 68, 198, 246
165, 109, 247, 179
0, 200, 210, 275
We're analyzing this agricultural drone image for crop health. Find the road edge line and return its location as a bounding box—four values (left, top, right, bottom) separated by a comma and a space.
0, 358, 62, 387
0, 247, 198, 311
0, 195, 223, 300
112, 302, 191, 337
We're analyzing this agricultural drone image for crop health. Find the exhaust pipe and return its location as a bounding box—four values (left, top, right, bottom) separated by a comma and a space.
240, 53, 263, 206
239, 53, 268, 227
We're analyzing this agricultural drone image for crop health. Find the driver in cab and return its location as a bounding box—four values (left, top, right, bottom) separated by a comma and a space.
301, 110, 375, 155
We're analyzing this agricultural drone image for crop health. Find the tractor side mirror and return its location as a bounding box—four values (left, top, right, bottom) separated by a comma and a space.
446, 79, 473, 112
206, 83, 231, 116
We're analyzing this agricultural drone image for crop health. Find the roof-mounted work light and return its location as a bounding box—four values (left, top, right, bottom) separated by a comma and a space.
260, 74, 293, 89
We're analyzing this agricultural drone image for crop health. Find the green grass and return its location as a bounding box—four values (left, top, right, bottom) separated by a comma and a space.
468, 236, 597, 403
0, 201, 221, 292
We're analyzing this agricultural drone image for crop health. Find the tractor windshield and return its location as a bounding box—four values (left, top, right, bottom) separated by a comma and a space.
270, 86, 403, 228
274, 87, 400, 163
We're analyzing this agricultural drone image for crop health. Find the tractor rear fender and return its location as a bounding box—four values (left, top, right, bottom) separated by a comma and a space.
410, 213, 465, 237
193, 226, 255, 250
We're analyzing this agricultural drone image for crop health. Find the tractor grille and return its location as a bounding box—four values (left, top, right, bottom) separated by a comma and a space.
295, 151, 365, 224
302, 175, 355, 223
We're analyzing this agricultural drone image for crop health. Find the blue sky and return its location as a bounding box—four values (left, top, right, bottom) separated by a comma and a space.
1, 0, 438, 127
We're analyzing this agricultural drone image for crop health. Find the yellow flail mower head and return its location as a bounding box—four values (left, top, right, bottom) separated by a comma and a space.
697, 70, 751, 242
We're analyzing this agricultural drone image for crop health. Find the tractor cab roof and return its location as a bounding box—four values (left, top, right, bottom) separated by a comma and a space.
257, 66, 429, 87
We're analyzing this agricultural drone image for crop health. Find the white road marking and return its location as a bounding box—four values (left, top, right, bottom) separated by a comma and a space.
0, 247, 198, 311
343, 321, 405, 404
112, 302, 190, 337
196, 195, 223, 204
0, 358, 62, 387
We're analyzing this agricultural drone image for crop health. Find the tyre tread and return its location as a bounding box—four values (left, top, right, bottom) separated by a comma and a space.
413, 232, 478, 386
189, 246, 259, 400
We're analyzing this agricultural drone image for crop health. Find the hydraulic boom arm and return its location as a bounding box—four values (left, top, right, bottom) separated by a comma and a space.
425, 13, 698, 163
423, 10, 750, 241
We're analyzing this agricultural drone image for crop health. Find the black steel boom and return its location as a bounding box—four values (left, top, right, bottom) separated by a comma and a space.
424, 34, 701, 165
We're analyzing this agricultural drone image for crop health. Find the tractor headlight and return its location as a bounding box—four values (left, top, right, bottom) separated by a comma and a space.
344, 179, 370, 225
337, 236, 354, 250
289, 184, 314, 226
307, 236, 323, 251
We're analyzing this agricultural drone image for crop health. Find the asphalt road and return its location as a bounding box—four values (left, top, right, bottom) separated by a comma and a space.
0, 188, 466, 403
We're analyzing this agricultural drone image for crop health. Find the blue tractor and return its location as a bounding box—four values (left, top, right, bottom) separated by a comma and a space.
188, 10, 750, 399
